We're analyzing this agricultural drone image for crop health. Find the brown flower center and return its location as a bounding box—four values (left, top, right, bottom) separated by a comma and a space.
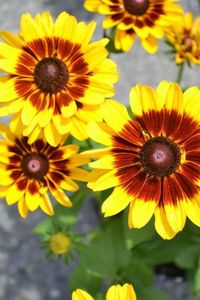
21, 152, 49, 180
140, 137, 181, 177
182, 36, 193, 52
34, 57, 69, 93
123, 0, 149, 16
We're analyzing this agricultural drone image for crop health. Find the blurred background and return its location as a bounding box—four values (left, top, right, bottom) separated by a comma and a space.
0, 1, 200, 299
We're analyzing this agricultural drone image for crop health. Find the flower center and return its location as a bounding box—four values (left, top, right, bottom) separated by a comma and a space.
140, 137, 181, 177
21, 152, 49, 180
123, 0, 149, 16
182, 36, 193, 51
34, 57, 69, 93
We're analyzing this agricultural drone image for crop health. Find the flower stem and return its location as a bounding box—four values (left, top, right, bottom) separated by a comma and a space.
176, 63, 184, 84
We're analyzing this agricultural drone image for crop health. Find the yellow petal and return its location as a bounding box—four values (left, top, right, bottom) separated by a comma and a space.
106, 284, 137, 300
34, 12, 54, 37
128, 199, 157, 229
72, 289, 94, 300
51, 144, 79, 161
18, 197, 29, 218
102, 187, 132, 217
67, 154, 90, 168
59, 176, 79, 192
141, 35, 158, 54
0, 170, 14, 185
154, 206, 176, 240
73, 21, 96, 46
0, 78, 19, 102
21, 98, 38, 126
53, 114, 71, 135
101, 99, 130, 132
0, 30, 25, 48
56, 14, 77, 40
183, 197, 200, 227
27, 126, 41, 144
130, 84, 159, 117
50, 187, 72, 207
84, 42, 108, 70
156, 81, 183, 112
69, 117, 88, 141
81, 147, 111, 159
69, 168, 89, 182
0, 124, 15, 141
184, 87, 200, 122
87, 122, 113, 146
25, 189, 40, 211
89, 154, 114, 169
20, 13, 44, 42
88, 169, 118, 191
38, 95, 54, 127
10, 114, 25, 135
164, 202, 186, 233
6, 182, 25, 205
39, 193, 54, 216
61, 100, 77, 118
44, 121, 62, 147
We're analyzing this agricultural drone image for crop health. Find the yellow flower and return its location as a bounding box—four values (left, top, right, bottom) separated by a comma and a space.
0, 125, 89, 217
85, 81, 200, 239
84, 0, 183, 53
0, 11, 118, 146
49, 232, 72, 255
166, 12, 200, 64
72, 283, 137, 300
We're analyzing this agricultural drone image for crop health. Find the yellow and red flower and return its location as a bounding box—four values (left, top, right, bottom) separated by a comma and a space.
86, 81, 200, 239
166, 12, 200, 64
0, 125, 88, 217
72, 283, 137, 300
0, 11, 118, 146
84, 0, 183, 53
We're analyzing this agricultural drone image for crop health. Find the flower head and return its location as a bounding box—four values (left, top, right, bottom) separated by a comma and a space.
166, 12, 200, 64
72, 283, 137, 300
84, 0, 183, 53
0, 125, 88, 217
86, 81, 200, 239
49, 232, 72, 255
0, 12, 118, 146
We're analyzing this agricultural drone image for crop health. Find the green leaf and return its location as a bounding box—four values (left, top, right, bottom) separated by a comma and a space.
34, 189, 87, 236
175, 245, 200, 269
122, 209, 155, 250
130, 223, 197, 266
69, 261, 102, 294
80, 218, 130, 277
73, 215, 131, 279
33, 218, 52, 236
123, 259, 153, 286
96, 294, 104, 300
194, 256, 200, 295
138, 286, 171, 300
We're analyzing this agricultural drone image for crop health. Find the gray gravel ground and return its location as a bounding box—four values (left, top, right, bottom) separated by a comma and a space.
0, 0, 200, 299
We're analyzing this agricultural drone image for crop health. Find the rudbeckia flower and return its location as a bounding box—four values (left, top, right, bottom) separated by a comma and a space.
0, 125, 88, 217
72, 283, 137, 300
0, 11, 118, 146
49, 232, 72, 255
166, 12, 200, 64
84, 0, 183, 53
86, 81, 200, 239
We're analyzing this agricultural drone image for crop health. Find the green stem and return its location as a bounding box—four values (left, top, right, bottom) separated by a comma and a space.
176, 63, 184, 84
